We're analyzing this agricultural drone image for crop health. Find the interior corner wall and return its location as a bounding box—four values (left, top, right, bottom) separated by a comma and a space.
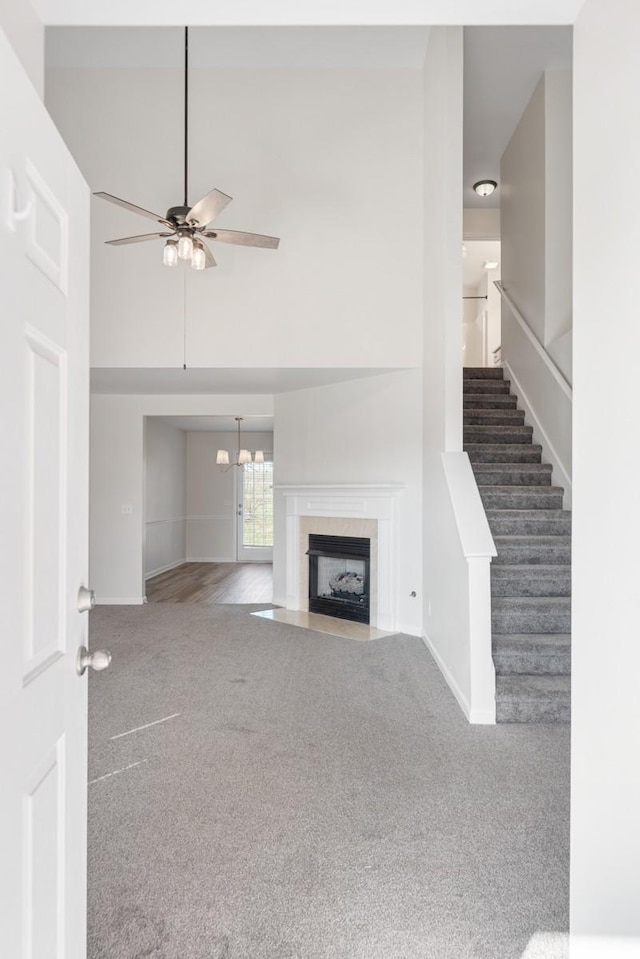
144, 418, 187, 578
90, 393, 273, 603
0, 0, 43, 97
500, 69, 573, 350
272, 370, 423, 636
186, 430, 273, 562
572, 0, 640, 943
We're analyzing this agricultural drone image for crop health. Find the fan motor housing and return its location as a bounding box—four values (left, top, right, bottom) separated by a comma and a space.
166, 205, 191, 225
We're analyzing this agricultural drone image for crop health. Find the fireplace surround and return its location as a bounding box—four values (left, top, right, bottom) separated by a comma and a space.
276, 484, 404, 632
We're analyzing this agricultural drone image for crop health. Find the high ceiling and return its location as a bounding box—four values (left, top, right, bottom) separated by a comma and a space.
33, 0, 586, 27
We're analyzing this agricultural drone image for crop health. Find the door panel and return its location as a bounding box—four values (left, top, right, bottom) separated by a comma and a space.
0, 29, 90, 959
236, 460, 274, 562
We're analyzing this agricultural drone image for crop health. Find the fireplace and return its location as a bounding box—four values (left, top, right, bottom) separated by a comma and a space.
307, 534, 371, 624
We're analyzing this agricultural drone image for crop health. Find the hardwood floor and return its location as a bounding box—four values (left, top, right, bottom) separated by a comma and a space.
146, 562, 273, 605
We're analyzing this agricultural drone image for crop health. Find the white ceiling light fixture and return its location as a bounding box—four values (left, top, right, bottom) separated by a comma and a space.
216, 417, 264, 471
473, 180, 498, 198
484, 260, 499, 270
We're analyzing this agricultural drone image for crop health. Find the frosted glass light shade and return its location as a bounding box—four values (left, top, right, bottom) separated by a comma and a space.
178, 235, 193, 260
163, 240, 178, 266
216, 450, 229, 465
191, 244, 206, 270
254, 450, 264, 464
238, 449, 251, 465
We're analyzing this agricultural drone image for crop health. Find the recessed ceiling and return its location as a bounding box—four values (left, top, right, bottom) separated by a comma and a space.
90, 367, 403, 395
33, 1, 586, 28
152, 415, 274, 433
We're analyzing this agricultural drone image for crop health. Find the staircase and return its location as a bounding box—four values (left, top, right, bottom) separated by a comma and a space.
463, 367, 571, 723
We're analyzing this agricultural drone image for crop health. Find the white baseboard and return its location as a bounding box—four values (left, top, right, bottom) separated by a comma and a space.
95, 597, 145, 606
422, 633, 472, 722
186, 555, 236, 563
144, 558, 185, 580
503, 360, 572, 508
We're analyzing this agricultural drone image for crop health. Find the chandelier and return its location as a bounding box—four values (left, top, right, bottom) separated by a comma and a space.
216, 417, 264, 471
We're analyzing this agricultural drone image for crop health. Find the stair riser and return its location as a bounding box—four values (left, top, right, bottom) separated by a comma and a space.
463, 381, 511, 395
481, 490, 563, 510
474, 469, 552, 487
464, 411, 525, 426
488, 516, 572, 536
496, 697, 571, 723
464, 427, 533, 445
466, 445, 543, 464
464, 396, 518, 409
463, 368, 504, 380
491, 571, 571, 597
492, 606, 571, 635
493, 648, 571, 676
494, 546, 571, 565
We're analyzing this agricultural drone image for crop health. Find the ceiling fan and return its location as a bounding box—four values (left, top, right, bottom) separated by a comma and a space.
94, 27, 280, 270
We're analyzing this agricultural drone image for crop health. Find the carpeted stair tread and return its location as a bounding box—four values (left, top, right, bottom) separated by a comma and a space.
492, 597, 571, 634
493, 634, 571, 675
464, 394, 518, 409
491, 565, 571, 597
495, 675, 571, 723
493, 536, 571, 565
473, 463, 552, 486
463, 367, 504, 379
464, 425, 534, 444
464, 409, 526, 425
487, 509, 572, 535
463, 380, 512, 394
479, 486, 564, 510
466, 444, 543, 464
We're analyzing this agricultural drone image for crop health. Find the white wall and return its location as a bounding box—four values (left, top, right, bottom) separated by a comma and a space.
0, 0, 43, 96
572, 0, 640, 947
46, 50, 423, 370
144, 418, 187, 578
186, 430, 273, 561
463, 207, 500, 240
273, 370, 422, 636
90, 393, 273, 603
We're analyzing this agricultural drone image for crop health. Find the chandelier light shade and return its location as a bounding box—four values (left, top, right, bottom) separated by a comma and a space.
162, 239, 178, 266
473, 179, 498, 198
217, 417, 265, 471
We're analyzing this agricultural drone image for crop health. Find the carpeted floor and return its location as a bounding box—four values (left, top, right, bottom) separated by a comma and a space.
88, 604, 569, 959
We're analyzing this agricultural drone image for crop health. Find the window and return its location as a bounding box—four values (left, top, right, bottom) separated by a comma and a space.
242, 461, 273, 547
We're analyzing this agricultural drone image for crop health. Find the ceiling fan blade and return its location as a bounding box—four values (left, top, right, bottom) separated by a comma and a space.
94, 192, 173, 229
187, 189, 232, 228
200, 241, 217, 269
105, 232, 173, 246
203, 229, 280, 250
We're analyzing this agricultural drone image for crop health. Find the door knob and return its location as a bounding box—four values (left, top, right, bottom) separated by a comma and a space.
76, 646, 112, 677
77, 585, 95, 613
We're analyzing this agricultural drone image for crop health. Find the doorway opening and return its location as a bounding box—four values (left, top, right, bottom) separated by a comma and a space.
462, 239, 501, 368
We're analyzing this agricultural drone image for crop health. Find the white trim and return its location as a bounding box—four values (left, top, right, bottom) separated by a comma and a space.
185, 555, 237, 563
502, 360, 572, 503
422, 633, 472, 721
442, 452, 496, 558
495, 282, 572, 400
94, 596, 145, 605
145, 517, 187, 527
144, 558, 185, 580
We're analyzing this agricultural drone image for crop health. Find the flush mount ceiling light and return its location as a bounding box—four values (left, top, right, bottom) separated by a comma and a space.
484, 260, 499, 270
95, 27, 280, 270
473, 180, 498, 198
216, 417, 264, 471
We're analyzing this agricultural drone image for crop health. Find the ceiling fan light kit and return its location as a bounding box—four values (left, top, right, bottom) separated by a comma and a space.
95, 27, 280, 271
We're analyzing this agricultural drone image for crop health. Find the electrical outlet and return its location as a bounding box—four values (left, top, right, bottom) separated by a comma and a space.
121, 504, 133, 515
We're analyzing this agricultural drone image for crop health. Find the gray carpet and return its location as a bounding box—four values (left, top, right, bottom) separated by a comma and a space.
88, 604, 569, 959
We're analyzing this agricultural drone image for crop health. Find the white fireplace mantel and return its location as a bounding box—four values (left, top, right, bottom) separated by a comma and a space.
275, 484, 405, 632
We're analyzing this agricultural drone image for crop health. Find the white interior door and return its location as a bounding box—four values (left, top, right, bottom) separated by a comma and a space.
0, 30, 92, 958
236, 460, 274, 562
